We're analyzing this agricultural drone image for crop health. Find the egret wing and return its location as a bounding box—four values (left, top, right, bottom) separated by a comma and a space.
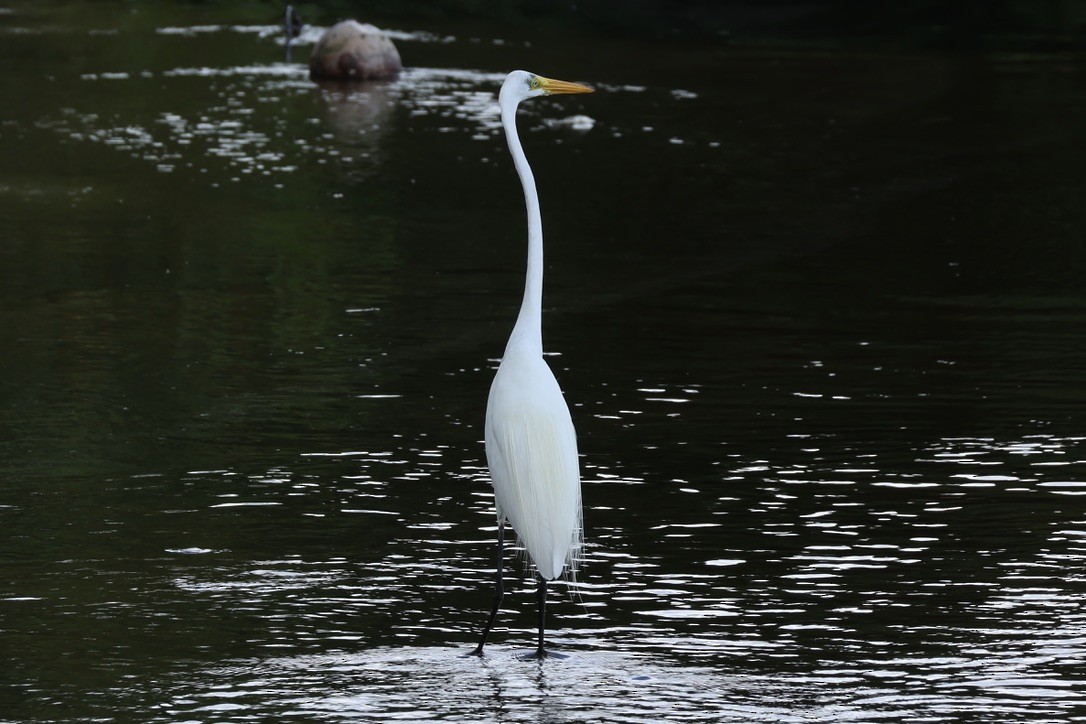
485, 369, 582, 581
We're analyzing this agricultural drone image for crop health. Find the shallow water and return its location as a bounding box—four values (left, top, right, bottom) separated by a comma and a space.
2, 2, 1086, 722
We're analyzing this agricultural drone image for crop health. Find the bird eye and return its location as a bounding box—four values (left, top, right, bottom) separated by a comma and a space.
529, 76, 541, 90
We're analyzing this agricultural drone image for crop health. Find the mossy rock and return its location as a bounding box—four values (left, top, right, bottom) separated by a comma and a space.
309, 20, 403, 81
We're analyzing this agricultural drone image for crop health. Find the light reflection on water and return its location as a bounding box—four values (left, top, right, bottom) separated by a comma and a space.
161, 648, 810, 723
150, 636, 1081, 722
101, 429, 1081, 721
50, 58, 605, 187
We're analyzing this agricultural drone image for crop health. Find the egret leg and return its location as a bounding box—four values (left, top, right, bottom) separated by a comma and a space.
536, 575, 547, 656
471, 520, 505, 655
521, 575, 566, 659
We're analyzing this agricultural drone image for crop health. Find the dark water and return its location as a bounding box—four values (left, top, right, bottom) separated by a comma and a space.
2, 2, 1086, 721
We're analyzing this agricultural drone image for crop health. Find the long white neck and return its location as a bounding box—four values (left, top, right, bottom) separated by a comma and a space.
500, 95, 544, 358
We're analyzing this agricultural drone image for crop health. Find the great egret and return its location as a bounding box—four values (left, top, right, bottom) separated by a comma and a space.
473, 70, 594, 659
308, 19, 402, 81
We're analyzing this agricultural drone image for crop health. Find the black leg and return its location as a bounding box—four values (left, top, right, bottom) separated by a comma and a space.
471, 520, 505, 655
536, 575, 547, 656
522, 574, 566, 659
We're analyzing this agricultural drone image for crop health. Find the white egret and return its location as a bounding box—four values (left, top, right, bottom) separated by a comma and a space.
473, 70, 594, 659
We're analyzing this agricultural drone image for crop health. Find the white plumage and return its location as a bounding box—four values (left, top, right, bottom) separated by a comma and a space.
486, 346, 582, 580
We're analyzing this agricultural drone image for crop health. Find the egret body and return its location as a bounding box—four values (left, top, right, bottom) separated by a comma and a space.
473, 70, 594, 659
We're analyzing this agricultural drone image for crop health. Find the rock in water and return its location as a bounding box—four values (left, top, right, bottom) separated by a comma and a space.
309, 20, 402, 81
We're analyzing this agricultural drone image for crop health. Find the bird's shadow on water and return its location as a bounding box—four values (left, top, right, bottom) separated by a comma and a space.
161, 646, 822, 722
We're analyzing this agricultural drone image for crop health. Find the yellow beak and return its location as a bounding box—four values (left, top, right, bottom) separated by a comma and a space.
538, 76, 594, 95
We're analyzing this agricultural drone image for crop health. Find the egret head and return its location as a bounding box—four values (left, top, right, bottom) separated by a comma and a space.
500, 70, 594, 109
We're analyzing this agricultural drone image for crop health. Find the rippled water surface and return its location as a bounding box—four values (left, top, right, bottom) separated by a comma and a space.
2, 2, 1086, 721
